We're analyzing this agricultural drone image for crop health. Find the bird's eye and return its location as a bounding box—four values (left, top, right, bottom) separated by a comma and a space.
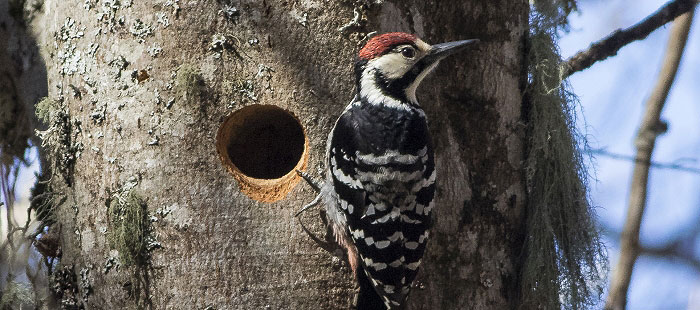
400, 47, 416, 58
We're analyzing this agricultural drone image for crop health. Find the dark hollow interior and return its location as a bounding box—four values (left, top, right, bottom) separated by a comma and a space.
226, 106, 305, 179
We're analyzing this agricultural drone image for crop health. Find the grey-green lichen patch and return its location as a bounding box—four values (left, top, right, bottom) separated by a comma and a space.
289, 8, 309, 27
36, 97, 83, 185
103, 255, 117, 274
209, 33, 242, 59
89, 102, 106, 125
222, 64, 277, 101
93, 0, 132, 32
147, 135, 159, 146
520, 1, 607, 309
210, 33, 228, 58
107, 185, 156, 267
219, 4, 239, 22
174, 64, 204, 104
256, 64, 275, 93
147, 44, 162, 57
79, 267, 93, 300
83, 0, 95, 10
50, 265, 82, 309
54, 17, 87, 76
129, 19, 153, 43
146, 109, 163, 146
86, 43, 99, 58
237, 79, 257, 102
108, 55, 130, 81
56, 17, 85, 41
220, 76, 259, 105
153, 89, 162, 105
165, 0, 181, 16
155, 12, 170, 28
154, 205, 173, 218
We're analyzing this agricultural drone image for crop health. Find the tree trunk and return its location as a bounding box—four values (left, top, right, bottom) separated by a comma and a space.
34, 0, 528, 308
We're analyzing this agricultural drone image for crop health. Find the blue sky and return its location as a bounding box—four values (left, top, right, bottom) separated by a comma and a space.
561, 0, 700, 308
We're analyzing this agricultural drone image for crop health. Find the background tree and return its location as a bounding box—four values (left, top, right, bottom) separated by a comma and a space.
560, 1, 700, 309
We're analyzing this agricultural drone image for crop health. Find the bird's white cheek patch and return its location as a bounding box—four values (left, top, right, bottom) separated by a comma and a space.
371, 54, 412, 80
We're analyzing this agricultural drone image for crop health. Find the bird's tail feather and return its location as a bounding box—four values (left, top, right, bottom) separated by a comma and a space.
356, 266, 387, 310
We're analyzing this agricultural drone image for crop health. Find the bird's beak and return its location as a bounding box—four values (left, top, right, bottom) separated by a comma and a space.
424, 39, 479, 64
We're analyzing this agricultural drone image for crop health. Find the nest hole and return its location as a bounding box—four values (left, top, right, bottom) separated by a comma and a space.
216, 105, 308, 202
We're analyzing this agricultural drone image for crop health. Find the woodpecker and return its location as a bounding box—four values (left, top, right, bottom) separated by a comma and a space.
300, 32, 477, 309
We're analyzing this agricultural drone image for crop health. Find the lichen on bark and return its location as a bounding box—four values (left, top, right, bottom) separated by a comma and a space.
107, 181, 157, 268
174, 64, 204, 104
35, 97, 82, 185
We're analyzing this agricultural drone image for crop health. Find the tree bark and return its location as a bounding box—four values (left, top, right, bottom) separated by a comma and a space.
34, 0, 529, 308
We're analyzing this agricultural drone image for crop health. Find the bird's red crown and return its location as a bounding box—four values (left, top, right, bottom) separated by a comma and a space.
358, 32, 417, 60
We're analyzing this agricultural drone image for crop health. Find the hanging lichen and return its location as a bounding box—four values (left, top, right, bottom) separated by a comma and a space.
521, 1, 607, 309
35, 97, 83, 185
28, 168, 66, 237
0, 280, 34, 309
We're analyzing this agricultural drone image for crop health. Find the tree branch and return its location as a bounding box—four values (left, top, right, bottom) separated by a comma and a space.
563, 0, 697, 78
601, 226, 700, 273
640, 244, 700, 272
588, 148, 700, 175
604, 10, 695, 310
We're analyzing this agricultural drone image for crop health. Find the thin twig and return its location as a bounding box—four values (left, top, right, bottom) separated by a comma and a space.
640, 244, 700, 271
601, 226, 700, 272
588, 148, 700, 175
563, 0, 697, 78
605, 10, 695, 310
